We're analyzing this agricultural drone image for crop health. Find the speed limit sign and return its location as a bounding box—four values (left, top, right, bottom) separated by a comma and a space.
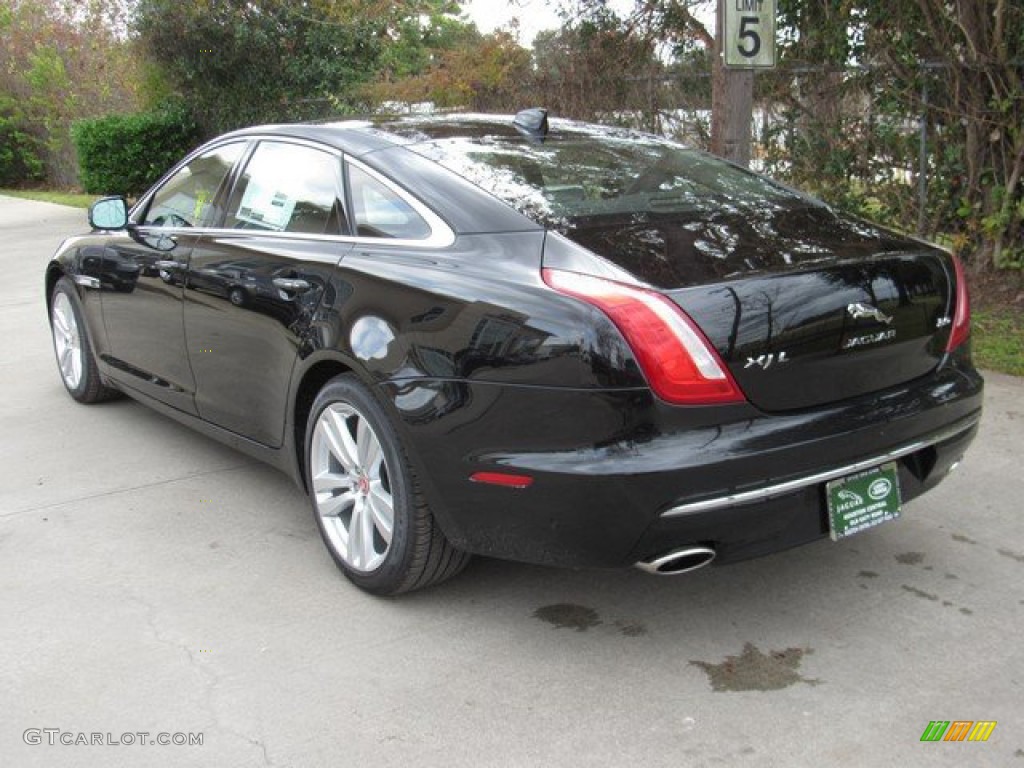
724, 0, 776, 68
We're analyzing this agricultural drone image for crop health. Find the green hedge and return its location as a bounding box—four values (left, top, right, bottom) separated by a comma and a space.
0, 100, 44, 186
72, 105, 199, 195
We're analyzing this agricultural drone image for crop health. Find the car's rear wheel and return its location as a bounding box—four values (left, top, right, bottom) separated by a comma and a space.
50, 277, 119, 403
306, 374, 469, 595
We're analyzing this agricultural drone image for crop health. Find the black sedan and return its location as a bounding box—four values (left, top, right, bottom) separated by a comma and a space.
46, 111, 983, 594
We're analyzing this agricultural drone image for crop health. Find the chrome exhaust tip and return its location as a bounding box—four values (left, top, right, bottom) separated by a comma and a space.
635, 546, 716, 576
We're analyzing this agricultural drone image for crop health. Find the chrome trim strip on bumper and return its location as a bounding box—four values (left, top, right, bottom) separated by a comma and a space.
660, 416, 981, 518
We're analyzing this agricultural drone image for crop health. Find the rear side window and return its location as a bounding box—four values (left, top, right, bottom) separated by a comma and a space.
347, 164, 431, 240
225, 141, 344, 234
142, 143, 244, 228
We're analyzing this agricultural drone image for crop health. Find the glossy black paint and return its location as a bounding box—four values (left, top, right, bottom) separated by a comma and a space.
185, 235, 346, 446
46, 116, 983, 574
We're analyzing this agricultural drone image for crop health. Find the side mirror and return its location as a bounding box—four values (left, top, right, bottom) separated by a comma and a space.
88, 196, 128, 230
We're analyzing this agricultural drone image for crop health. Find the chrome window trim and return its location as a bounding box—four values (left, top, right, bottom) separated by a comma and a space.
660, 415, 981, 518
344, 155, 455, 248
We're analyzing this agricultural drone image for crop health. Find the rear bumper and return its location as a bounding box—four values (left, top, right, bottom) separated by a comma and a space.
381, 363, 983, 569
628, 414, 978, 567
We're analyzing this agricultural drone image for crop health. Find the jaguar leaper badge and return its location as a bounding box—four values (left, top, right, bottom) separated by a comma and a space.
847, 302, 892, 325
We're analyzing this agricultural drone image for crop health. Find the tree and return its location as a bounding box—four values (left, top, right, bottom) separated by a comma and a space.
367, 28, 532, 112
868, 0, 1024, 270
132, 0, 469, 136
0, 0, 142, 185
532, 4, 666, 130
763, 0, 1023, 270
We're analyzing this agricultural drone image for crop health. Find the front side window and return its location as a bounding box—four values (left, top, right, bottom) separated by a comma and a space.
142, 143, 244, 228
347, 164, 431, 240
225, 141, 344, 235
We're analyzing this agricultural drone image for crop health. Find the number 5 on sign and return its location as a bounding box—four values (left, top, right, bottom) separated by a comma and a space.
724, 0, 776, 68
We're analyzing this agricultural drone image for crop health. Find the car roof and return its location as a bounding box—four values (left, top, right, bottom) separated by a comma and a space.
220, 114, 551, 154
219, 115, 563, 235
220, 113, 646, 155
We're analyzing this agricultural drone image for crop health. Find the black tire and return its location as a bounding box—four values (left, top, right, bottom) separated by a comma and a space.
305, 374, 469, 595
49, 277, 119, 404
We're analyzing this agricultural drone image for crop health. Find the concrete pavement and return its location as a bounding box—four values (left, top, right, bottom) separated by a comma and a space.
1, 195, 1021, 767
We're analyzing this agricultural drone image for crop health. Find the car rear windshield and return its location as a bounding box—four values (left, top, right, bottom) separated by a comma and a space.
406, 127, 810, 232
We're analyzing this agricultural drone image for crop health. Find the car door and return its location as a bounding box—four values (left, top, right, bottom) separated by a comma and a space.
184, 138, 351, 447
99, 141, 246, 414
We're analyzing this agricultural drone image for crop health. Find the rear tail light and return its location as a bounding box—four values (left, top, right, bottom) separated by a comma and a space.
542, 268, 745, 405
945, 253, 970, 353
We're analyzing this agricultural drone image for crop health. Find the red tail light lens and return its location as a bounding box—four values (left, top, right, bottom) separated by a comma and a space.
945, 253, 970, 353
542, 268, 745, 405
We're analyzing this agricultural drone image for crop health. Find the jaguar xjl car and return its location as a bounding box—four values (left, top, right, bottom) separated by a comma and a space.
46, 110, 983, 594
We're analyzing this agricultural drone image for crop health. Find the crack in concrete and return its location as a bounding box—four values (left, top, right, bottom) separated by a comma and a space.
126, 591, 275, 766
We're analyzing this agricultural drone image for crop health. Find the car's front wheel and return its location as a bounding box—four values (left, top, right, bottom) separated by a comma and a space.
50, 277, 119, 403
305, 374, 469, 595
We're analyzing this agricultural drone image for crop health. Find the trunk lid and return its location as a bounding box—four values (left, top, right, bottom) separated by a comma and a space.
562, 205, 955, 412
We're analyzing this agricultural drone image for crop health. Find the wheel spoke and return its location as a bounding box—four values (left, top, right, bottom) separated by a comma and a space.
367, 482, 394, 544
357, 494, 377, 567
313, 470, 352, 495
53, 307, 70, 335
70, 353, 82, 386
347, 497, 367, 568
316, 411, 354, 473
317, 488, 356, 518
355, 416, 379, 470
325, 408, 359, 471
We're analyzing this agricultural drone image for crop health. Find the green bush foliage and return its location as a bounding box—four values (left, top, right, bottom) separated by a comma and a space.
0, 99, 44, 185
72, 105, 199, 195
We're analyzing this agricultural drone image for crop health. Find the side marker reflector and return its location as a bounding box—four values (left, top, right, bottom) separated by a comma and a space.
470, 472, 534, 489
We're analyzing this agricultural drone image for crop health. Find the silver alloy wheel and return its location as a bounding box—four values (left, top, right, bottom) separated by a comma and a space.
310, 402, 395, 572
51, 292, 83, 390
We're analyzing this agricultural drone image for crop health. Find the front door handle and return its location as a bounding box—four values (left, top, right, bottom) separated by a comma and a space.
72, 274, 102, 289
272, 277, 311, 293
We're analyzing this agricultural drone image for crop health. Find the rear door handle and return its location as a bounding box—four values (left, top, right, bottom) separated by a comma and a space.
272, 278, 311, 293
154, 260, 186, 270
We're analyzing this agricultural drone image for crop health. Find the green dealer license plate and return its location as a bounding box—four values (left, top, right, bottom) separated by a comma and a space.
826, 462, 902, 541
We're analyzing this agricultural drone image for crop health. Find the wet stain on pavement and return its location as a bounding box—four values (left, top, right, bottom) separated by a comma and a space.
895, 552, 925, 565
532, 606, 651, 637
1014, 748, 1024, 757
902, 585, 939, 601
533, 604, 602, 632
613, 619, 648, 637
690, 643, 819, 692
902, 585, 975, 616
858, 570, 879, 579
951, 533, 977, 545
997, 548, 1024, 564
